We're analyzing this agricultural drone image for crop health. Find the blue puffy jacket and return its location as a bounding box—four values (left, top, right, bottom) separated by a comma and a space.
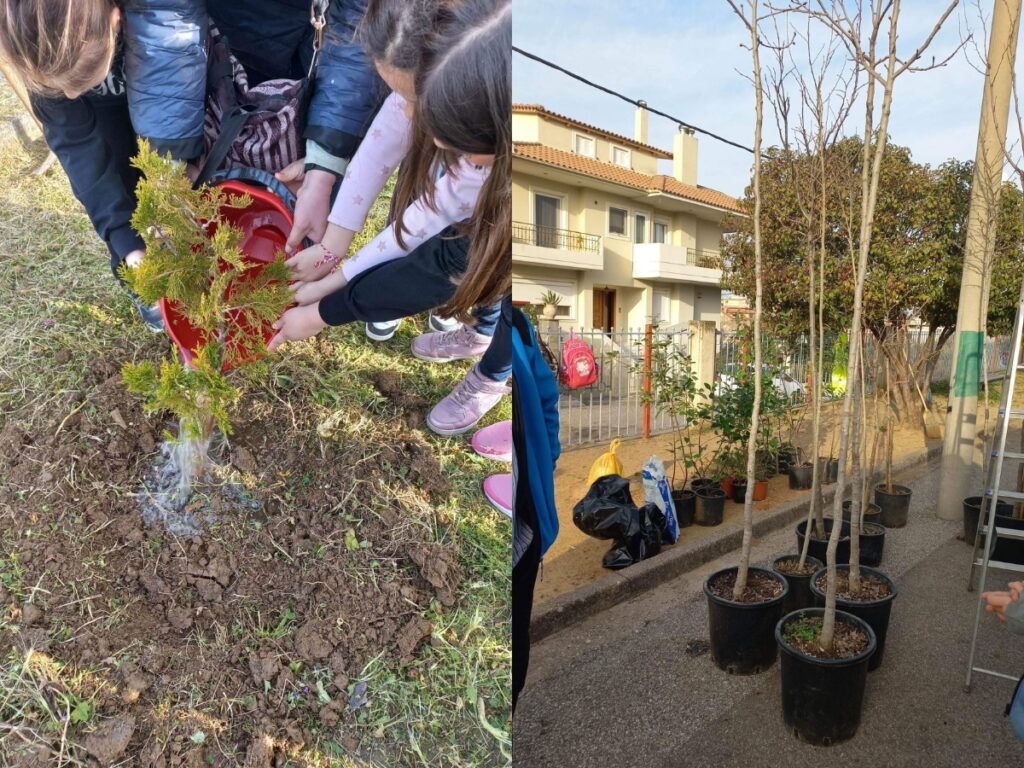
31, 0, 381, 272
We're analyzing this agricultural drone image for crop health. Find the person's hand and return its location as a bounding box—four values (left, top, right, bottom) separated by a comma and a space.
982, 581, 1024, 622
125, 249, 146, 269
283, 168, 337, 253
275, 159, 306, 195
292, 270, 349, 306
267, 302, 328, 351
284, 224, 355, 282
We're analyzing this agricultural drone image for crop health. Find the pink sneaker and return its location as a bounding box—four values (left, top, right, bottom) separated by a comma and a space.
484, 473, 513, 518
427, 366, 510, 436
411, 324, 492, 363
472, 420, 513, 462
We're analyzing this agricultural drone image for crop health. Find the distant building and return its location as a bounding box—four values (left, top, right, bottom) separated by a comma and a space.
511, 102, 743, 331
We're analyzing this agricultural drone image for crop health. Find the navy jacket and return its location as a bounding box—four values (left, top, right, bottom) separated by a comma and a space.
31, 0, 380, 266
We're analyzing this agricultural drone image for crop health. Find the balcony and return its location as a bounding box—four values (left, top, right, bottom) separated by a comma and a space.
512, 221, 604, 271
632, 244, 723, 285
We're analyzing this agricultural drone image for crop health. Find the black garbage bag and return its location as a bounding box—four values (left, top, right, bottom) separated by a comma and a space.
573, 475, 638, 541
602, 504, 668, 569
574, 476, 669, 569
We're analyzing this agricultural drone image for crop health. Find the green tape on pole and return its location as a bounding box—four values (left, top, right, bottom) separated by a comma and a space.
953, 330, 985, 397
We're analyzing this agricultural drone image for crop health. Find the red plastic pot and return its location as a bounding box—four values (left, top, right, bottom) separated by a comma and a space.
160, 180, 293, 372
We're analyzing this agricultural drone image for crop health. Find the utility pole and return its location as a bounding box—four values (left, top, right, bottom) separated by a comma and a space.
939, 0, 1022, 520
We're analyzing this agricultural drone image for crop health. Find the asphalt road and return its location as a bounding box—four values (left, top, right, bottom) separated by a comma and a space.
513, 457, 1024, 767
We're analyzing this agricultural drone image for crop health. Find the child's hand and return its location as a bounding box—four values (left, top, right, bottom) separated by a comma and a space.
267, 303, 328, 351
284, 224, 356, 282
292, 271, 349, 306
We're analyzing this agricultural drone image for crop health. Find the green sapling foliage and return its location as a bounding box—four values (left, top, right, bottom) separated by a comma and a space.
120, 141, 292, 440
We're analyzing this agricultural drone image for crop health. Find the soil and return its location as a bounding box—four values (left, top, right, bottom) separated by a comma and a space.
783, 615, 871, 661
0, 356, 462, 765
707, 570, 784, 604
773, 558, 818, 576
813, 570, 893, 601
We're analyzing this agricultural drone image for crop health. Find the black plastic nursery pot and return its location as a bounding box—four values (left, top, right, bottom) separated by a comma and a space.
772, 555, 824, 616
788, 462, 814, 490
819, 457, 839, 485
731, 481, 748, 504
962, 496, 1015, 547
874, 483, 912, 528
695, 488, 726, 526
704, 566, 789, 675
776, 608, 876, 746
842, 500, 882, 528
672, 489, 696, 528
810, 565, 897, 672
690, 477, 719, 494
796, 518, 851, 565
858, 522, 885, 567
778, 445, 802, 475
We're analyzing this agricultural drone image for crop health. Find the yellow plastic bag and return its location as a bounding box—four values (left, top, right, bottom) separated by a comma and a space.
587, 439, 624, 486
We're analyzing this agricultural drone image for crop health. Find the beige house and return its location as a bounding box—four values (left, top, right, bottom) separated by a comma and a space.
512, 103, 743, 331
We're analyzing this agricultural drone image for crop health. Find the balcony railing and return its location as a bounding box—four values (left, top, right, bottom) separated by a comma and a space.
690, 248, 723, 269
513, 221, 601, 254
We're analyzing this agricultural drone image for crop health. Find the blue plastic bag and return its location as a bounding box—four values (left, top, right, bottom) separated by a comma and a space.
643, 456, 679, 544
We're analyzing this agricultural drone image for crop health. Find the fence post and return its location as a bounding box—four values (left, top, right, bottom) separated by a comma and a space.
689, 320, 719, 395
643, 324, 653, 439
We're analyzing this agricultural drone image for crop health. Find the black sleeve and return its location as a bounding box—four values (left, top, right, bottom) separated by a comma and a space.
30, 95, 144, 262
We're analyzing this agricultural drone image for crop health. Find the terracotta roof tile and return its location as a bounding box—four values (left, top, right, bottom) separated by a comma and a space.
513, 142, 744, 214
512, 104, 673, 158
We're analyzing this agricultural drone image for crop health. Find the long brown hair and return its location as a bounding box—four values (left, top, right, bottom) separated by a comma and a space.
417, 0, 511, 320
0, 0, 119, 96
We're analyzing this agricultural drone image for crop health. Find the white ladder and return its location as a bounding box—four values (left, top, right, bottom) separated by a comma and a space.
965, 280, 1024, 691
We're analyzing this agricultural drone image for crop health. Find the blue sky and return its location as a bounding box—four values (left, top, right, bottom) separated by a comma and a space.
513, 0, 1009, 198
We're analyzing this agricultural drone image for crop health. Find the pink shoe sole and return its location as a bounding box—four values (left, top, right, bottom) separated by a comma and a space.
483, 473, 512, 518
472, 420, 512, 462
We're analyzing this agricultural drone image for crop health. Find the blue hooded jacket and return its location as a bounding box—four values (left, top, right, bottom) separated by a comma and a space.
512, 309, 560, 557
31, 0, 380, 268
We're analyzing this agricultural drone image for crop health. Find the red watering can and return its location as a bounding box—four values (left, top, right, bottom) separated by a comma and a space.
160, 168, 298, 372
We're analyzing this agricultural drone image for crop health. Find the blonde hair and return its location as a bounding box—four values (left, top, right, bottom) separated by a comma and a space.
0, 0, 118, 96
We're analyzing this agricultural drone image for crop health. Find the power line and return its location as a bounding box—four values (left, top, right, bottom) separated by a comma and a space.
513, 46, 756, 156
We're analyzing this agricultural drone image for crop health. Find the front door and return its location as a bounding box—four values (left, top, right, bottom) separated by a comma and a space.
593, 288, 615, 332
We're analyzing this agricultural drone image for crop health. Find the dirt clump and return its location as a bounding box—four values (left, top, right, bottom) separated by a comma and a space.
83, 714, 136, 764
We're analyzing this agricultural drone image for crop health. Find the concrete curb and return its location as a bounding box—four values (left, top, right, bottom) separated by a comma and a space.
532, 443, 943, 643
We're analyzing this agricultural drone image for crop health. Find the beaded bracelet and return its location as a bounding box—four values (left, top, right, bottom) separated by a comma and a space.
312, 244, 343, 271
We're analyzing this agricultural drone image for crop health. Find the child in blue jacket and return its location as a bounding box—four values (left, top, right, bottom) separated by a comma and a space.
512, 307, 560, 712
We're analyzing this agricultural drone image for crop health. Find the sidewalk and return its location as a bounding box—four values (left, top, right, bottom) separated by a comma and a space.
514, 457, 1024, 767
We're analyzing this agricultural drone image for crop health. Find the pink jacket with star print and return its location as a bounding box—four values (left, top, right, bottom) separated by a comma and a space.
327, 91, 490, 281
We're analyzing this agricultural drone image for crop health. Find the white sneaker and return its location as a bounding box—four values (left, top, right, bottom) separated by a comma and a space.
429, 313, 461, 333
365, 319, 402, 341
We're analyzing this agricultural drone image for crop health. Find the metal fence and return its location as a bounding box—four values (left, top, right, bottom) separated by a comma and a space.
512, 220, 601, 253
543, 322, 1016, 448
537, 325, 690, 447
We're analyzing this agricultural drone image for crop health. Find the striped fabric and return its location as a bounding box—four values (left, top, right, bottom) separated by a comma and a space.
201, 28, 305, 175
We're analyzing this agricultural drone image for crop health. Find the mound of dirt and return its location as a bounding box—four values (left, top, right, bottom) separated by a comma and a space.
0, 366, 465, 764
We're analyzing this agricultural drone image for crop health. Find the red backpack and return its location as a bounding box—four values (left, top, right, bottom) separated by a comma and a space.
560, 331, 599, 389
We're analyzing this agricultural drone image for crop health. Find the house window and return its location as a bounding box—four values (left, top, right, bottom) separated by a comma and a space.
634, 214, 647, 244
609, 207, 627, 236
653, 287, 672, 325
534, 193, 562, 248
653, 220, 669, 244
574, 134, 595, 157
611, 145, 631, 168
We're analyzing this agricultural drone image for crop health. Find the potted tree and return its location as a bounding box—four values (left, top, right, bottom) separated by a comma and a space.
641, 341, 701, 527
538, 290, 562, 320
873, 373, 912, 527
705, 6, 787, 675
